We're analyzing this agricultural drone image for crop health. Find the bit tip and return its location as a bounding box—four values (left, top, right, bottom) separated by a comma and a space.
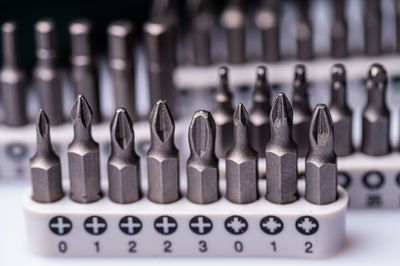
256, 65, 267, 80
69, 19, 92, 35
108, 20, 133, 38
71, 95, 93, 128
331, 63, 346, 82
190, 110, 215, 156
111, 107, 134, 150
294, 64, 306, 81
309, 104, 334, 147
36, 109, 50, 138
270, 93, 293, 127
218, 66, 229, 82
2, 21, 17, 33
368, 63, 387, 88
233, 103, 249, 126
35, 19, 55, 34
150, 100, 174, 142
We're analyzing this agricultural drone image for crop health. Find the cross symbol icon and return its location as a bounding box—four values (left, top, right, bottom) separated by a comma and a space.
260, 216, 283, 235
84, 216, 107, 235
49, 216, 72, 235
189, 216, 213, 235
225, 216, 248, 235
119, 216, 142, 235
296, 216, 319, 235
154, 216, 177, 235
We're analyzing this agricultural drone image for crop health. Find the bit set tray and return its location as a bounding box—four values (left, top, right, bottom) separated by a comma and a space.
23, 180, 348, 258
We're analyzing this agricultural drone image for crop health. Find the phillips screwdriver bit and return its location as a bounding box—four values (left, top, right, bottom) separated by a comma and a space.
108, 20, 137, 121
305, 104, 337, 205
30, 109, 63, 203
361, 64, 390, 156
265, 93, 298, 204
68, 95, 101, 203
226, 104, 258, 204
213, 66, 234, 158
296, 0, 313, 60
249, 66, 271, 157
255, 0, 280, 62
0, 21, 28, 126
331, 0, 348, 58
364, 0, 381, 56
329, 64, 353, 156
69, 19, 101, 123
187, 110, 219, 204
34, 19, 64, 125
147, 100, 180, 203
292, 64, 312, 157
221, 0, 246, 64
108, 107, 141, 204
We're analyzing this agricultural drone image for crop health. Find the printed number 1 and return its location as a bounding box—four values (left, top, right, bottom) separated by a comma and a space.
94, 241, 100, 253
270, 241, 277, 252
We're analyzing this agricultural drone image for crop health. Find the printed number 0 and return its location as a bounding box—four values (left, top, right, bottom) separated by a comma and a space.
198, 240, 207, 253
128, 241, 137, 253
234, 241, 243, 252
58, 241, 67, 253
164, 240, 172, 253
305, 242, 313, 253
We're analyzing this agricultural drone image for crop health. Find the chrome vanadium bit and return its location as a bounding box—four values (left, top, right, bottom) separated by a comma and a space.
265, 93, 298, 204
329, 64, 353, 156
296, 0, 313, 60
331, 0, 348, 58
147, 100, 180, 203
108, 108, 141, 204
213, 66, 234, 158
30, 109, 63, 203
362, 64, 390, 156
249, 65, 271, 157
187, 110, 219, 204
68, 95, 101, 203
305, 104, 337, 205
226, 104, 258, 204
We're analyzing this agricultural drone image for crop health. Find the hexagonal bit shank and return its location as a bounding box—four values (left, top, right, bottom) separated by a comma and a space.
108, 108, 141, 204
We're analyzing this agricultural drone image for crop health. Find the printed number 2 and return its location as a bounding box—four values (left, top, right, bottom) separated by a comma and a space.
164, 240, 172, 253
128, 241, 137, 253
305, 242, 313, 253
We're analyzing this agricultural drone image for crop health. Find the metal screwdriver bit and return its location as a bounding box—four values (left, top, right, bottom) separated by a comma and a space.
329, 64, 353, 156
296, 0, 313, 60
292, 64, 312, 157
108, 20, 136, 121
249, 66, 271, 157
69, 19, 101, 123
265, 93, 298, 204
108, 107, 141, 204
396, 0, 400, 53
30, 109, 63, 203
221, 0, 246, 64
305, 104, 337, 205
255, 0, 280, 62
364, 0, 381, 56
147, 100, 180, 203
34, 19, 64, 125
331, 0, 348, 58
68, 95, 101, 203
226, 104, 258, 204
0, 21, 28, 126
361, 64, 390, 156
187, 110, 219, 204
213, 66, 234, 158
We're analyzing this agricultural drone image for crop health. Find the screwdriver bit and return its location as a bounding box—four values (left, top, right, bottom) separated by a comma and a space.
265, 93, 298, 204
0, 21, 28, 126
221, 0, 246, 64
361, 64, 390, 156
108, 20, 136, 121
108, 107, 141, 204
187, 110, 219, 204
147, 100, 180, 203
305, 104, 337, 205
69, 19, 101, 123
296, 0, 313, 60
292, 64, 312, 157
68, 95, 101, 203
329, 64, 353, 156
30, 109, 63, 203
255, 0, 280, 62
396, 0, 400, 53
213, 66, 234, 158
33, 19, 64, 125
331, 0, 348, 58
364, 0, 381, 56
226, 104, 258, 204
249, 66, 271, 157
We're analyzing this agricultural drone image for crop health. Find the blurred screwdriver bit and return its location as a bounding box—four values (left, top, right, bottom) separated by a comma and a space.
362, 64, 390, 156
249, 66, 271, 157
68, 95, 101, 203
396, 0, 400, 53
0, 21, 28, 126
226, 104, 258, 204
255, 0, 280, 62
331, 0, 348, 58
30, 109, 63, 203
108, 108, 141, 204
329, 64, 353, 156
187, 110, 219, 204
364, 0, 381, 56
292, 64, 312, 157
305, 104, 337, 205
296, 0, 313, 60
69, 19, 101, 123
221, 0, 246, 64
265, 93, 298, 204
147, 100, 180, 203
108, 20, 137, 121
213, 66, 234, 158
34, 19, 64, 125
